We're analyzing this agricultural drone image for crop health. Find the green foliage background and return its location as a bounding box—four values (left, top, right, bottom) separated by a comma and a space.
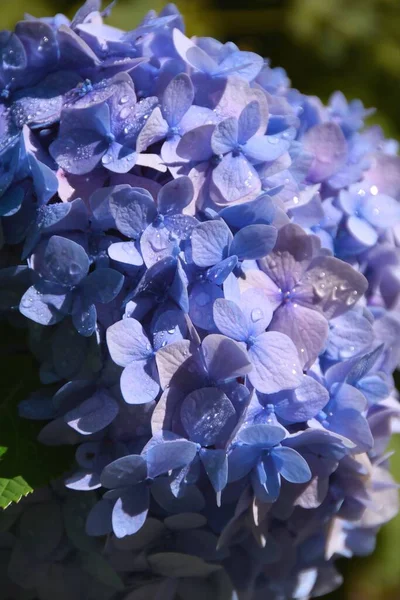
1, 0, 400, 597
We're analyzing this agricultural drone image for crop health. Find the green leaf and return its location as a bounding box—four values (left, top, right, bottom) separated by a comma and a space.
0, 323, 75, 504
0, 475, 33, 509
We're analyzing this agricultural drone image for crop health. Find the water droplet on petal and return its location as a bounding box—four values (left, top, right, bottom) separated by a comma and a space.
370, 185, 379, 196
251, 308, 263, 323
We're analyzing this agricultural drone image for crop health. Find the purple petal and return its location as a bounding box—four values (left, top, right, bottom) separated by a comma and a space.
177, 125, 214, 162
298, 255, 368, 319
247, 331, 303, 394
269, 303, 329, 369
303, 123, 347, 182
243, 135, 290, 163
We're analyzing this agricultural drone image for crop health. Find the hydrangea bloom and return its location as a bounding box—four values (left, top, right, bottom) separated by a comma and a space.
1, 2, 400, 599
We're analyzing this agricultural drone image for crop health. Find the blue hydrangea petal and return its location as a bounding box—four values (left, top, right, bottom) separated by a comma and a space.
108, 186, 157, 238
176, 124, 215, 162
346, 215, 378, 247
101, 455, 147, 489
211, 118, 239, 155
112, 484, 150, 538
219, 192, 276, 228
199, 448, 228, 496
227, 444, 260, 482
162, 73, 194, 128
86, 500, 113, 536
361, 193, 400, 228
140, 224, 177, 268
82, 267, 124, 304
146, 438, 198, 479
237, 423, 286, 447
189, 281, 223, 331
108, 241, 144, 267
71, 300, 96, 336
64, 389, 119, 435
212, 153, 261, 205
152, 308, 188, 351
191, 220, 232, 267
213, 298, 249, 342
271, 446, 312, 483
230, 224, 277, 260
19, 284, 70, 326
181, 387, 236, 446
206, 256, 238, 285
136, 107, 169, 152
239, 288, 273, 337
157, 176, 194, 215
102, 141, 137, 174
247, 331, 303, 394
216, 51, 264, 82
107, 318, 153, 367
243, 135, 290, 163
269, 302, 329, 370
237, 101, 261, 144
36, 235, 89, 287
202, 334, 252, 383
121, 359, 160, 405
272, 375, 330, 424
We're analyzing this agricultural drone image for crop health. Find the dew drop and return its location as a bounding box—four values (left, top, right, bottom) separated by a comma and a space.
251, 308, 263, 323
119, 95, 129, 105
69, 262, 81, 276
292, 196, 299, 205
119, 106, 131, 119
268, 136, 279, 145
167, 327, 176, 334
370, 185, 379, 196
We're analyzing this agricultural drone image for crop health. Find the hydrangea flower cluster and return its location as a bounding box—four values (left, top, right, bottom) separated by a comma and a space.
1, 2, 400, 599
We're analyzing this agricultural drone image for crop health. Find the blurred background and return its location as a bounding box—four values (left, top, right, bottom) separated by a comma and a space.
1, 0, 400, 598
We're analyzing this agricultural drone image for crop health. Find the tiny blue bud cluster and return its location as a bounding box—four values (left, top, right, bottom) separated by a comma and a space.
1, 2, 400, 599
